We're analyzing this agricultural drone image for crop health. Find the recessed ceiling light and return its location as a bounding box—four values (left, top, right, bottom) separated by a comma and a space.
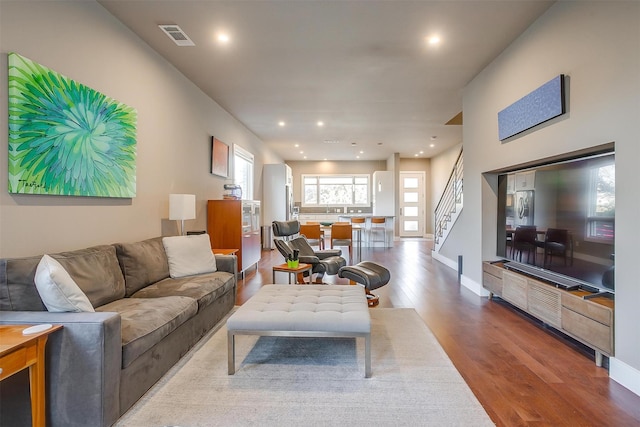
217, 33, 230, 44
414, 154, 419, 157
359, 150, 364, 154
430, 144, 435, 148
420, 151, 424, 154
294, 144, 299, 147
356, 156, 360, 159
278, 121, 285, 127
300, 151, 304, 154
427, 35, 440, 45
317, 121, 324, 127
303, 156, 307, 159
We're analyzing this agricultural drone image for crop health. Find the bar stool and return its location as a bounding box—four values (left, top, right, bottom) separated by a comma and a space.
350, 217, 366, 244
370, 217, 387, 247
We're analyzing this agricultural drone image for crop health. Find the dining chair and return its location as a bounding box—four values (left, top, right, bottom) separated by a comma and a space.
512, 226, 538, 265
300, 223, 324, 249
331, 223, 353, 264
542, 228, 571, 267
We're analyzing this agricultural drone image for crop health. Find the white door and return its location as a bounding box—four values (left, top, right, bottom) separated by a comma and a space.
399, 172, 425, 237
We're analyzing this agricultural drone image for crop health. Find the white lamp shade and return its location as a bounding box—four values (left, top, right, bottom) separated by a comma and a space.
169, 194, 196, 220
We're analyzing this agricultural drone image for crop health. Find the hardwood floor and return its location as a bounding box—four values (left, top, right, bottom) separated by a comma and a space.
237, 239, 640, 426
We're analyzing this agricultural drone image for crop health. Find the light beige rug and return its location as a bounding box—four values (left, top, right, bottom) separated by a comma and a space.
116, 308, 494, 426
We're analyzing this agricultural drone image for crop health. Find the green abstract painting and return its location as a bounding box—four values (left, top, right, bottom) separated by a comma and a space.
8, 53, 137, 198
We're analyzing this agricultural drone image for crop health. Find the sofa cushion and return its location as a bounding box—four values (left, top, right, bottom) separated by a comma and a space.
0, 245, 124, 310
162, 234, 217, 278
131, 271, 235, 311
96, 296, 197, 368
34, 255, 95, 312
113, 237, 169, 297
114, 237, 170, 297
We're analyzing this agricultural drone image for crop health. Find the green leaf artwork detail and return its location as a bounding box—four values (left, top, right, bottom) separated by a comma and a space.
8, 52, 137, 197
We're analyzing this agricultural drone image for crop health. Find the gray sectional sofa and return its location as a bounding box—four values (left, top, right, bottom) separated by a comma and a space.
0, 236, 237, 427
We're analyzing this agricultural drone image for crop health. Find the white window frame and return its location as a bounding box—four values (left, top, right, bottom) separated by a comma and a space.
301, 174, 370, 207
585, 163, 614, 243
233, 144, 254, 200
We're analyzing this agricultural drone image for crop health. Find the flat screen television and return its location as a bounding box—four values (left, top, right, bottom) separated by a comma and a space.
496, 146, 615, 294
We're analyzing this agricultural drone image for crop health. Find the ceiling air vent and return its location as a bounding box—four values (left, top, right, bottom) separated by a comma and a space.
159, 25, 195, 46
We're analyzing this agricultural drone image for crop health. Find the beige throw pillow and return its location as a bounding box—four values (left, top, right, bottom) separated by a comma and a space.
34, 255, 95, 312
162, 234, 217, 278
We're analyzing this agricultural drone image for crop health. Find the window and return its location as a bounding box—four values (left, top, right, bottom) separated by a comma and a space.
302, 174, 369, 207
233, 145, 254, 200
586, 163, 614, 242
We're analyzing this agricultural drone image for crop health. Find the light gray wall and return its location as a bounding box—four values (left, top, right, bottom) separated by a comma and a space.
0, 1, 281, 257
447, 1, 639, 389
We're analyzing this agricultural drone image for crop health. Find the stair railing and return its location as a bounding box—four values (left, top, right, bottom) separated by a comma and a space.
434, 149, 464, 245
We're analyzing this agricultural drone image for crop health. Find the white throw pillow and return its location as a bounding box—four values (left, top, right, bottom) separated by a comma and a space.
162, 234, 217, 278
34, 255, 95, 312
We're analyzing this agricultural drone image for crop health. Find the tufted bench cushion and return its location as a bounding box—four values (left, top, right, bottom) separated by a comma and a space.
227, 284, 371, 377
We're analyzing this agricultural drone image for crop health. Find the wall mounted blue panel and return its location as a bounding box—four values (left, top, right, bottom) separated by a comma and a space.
498, 74, 565, 141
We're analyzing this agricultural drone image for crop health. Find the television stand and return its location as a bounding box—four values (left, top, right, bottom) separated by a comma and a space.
483, 261, 614, 367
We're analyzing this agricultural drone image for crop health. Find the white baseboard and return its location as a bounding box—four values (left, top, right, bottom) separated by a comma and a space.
431, 251, 489, 297
461, 275, 490, 297
431, 250, 457, 270
610, 358, 640, 397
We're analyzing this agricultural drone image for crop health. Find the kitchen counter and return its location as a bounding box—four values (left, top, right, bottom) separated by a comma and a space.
299, 213, 394, 218
298, 214, 394, 247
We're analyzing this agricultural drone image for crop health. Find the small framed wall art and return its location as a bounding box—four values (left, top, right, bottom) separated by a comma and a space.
211, 137, 230, 178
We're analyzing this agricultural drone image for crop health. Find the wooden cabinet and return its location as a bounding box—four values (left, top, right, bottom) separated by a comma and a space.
483, 261, 614, 366
207, 200, 261, 272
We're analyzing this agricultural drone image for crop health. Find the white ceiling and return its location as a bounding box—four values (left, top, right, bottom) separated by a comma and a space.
98, 0, 554, 161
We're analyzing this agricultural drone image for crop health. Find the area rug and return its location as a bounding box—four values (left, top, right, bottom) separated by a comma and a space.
116, 308, 494, 426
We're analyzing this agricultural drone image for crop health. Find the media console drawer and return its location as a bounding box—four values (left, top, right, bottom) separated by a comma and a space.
561, 307, 612, 355
482, 262, 504, 279
483, 272, 503, 295
561, 293, 612, 326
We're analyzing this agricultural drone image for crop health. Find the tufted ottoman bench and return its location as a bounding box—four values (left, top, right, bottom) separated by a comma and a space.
227, 284, 372, 377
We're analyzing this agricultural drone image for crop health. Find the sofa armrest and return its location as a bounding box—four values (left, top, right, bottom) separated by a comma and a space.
0, 311, 122, 427
215, 254, 237, 275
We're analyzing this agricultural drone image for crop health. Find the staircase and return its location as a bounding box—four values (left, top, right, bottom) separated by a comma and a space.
434, 149, 463, 252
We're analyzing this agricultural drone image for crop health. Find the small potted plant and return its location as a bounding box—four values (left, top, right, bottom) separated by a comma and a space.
287, 249, 299, 268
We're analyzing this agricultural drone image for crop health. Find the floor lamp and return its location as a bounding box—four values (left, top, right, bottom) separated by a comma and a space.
169, 194, 196, 236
